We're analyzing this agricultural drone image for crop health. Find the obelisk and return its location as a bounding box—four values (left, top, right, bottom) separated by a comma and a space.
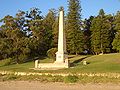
34, 7, 69, 69
55, 7, 68, 65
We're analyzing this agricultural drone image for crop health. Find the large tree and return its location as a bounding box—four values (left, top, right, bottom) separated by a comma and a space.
83, 16, 94, 53
25, 8, 48, 56
112, 11, 120, 52
0, 15, 30, 63
90, 9, 114, 55
43, 9, 56, 49
52, 17, 59, 47
66, 0, 84, 55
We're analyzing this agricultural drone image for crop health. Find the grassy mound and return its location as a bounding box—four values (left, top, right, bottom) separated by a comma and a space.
0, 53, 120, 73
67, 53, 120, 73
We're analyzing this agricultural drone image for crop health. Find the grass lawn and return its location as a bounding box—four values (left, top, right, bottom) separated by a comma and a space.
0, 53, 120, 73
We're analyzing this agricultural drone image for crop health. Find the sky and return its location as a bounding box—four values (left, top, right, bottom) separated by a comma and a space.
0, 0, 120, 19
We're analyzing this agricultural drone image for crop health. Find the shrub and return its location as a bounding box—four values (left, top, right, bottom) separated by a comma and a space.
2, 74, 19, 81
49, 76, 63, 82
64, 75, 79, 83
11, 54, 29, 64
47, 48, 57, 60
0, 58, 12, 66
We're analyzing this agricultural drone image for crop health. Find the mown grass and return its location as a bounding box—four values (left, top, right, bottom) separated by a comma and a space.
0, 53, 120, 73
77, 53, 120, 73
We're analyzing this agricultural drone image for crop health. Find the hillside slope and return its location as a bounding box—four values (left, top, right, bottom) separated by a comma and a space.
0, 53, 120, 73
69, 53, 120, 73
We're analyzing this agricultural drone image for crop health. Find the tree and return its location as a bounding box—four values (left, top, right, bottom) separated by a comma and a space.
90, 9, 114, 55
25, 8, 49, 56
99, 9, 105, 17
0, 30, 13, 60
0, 15, 31, 63
112, 11, 120, 52
43, 9, 56, 49
112, 31, 120, 52
52, 17, 59, 47
9, 30, 30, 64
83, 16, 94, 53
66, 0, 84, 55
15, 10, 26, 31
26, 7, 42, 20
0, 7, 56, 63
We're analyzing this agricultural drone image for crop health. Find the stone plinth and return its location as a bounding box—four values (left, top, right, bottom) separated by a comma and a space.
37, 62, 69, 70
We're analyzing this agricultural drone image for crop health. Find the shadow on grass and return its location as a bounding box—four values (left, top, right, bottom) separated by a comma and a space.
68, 55, 76, 59
70, 56, 89, 67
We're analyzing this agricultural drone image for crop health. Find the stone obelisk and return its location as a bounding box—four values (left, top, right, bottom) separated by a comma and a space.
55, 8, 68, 66
34, 7, 69, 69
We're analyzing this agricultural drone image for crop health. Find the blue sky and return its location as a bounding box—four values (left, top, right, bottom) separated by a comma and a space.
0, 0, 120, 19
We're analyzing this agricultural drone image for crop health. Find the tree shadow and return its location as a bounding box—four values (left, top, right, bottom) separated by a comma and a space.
68, 55, 76, 59
70, 56, 89, 67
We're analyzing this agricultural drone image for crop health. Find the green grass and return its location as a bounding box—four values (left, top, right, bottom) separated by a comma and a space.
77, 53, 120, 73
0, 61, 34, 72
0, 53, 120, 73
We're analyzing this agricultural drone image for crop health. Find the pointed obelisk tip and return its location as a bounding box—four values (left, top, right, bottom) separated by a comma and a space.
59, 6, 64, 11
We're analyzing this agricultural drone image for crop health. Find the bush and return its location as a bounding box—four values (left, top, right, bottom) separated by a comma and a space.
2, 74, 19, 81
0, 58, 12, 66
47, 48, 57, 60
11, 54, 29, 64
64, 75, 79, 83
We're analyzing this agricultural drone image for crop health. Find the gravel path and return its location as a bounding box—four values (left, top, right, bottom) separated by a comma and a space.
0, 81, 120, 90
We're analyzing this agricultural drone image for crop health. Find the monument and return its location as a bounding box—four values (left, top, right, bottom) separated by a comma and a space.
35, 7, 69, 69
55, 7, 68, 64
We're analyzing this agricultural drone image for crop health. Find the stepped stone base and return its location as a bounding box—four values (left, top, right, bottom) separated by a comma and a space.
35, 61, 69, 70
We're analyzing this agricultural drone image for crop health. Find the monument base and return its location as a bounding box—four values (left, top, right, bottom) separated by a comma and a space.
55, 52, 68, 63
35, 60, 69, 70
34, 53, 69, 70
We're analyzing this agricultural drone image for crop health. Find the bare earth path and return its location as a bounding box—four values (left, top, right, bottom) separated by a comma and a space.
0, 81, 120, 90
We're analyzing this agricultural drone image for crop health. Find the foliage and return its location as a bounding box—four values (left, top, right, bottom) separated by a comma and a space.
83, 16, 94, 53
47, 48, 57, 60
112, 31, 120, 52
0, 7, 56, 64
112, 11, 120, 52
43, 9, 56, 49
25, 8, 48, 56
52, 17, 59, 47
0, 15, 31, 64
66, 0, 84, 55
64, 75, 78, 83
90, 9, 114, 55
0, 58, 12, 66
26, 7, 42, 20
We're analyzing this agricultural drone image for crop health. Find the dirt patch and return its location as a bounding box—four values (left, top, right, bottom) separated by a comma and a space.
0, 81, 120, 90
